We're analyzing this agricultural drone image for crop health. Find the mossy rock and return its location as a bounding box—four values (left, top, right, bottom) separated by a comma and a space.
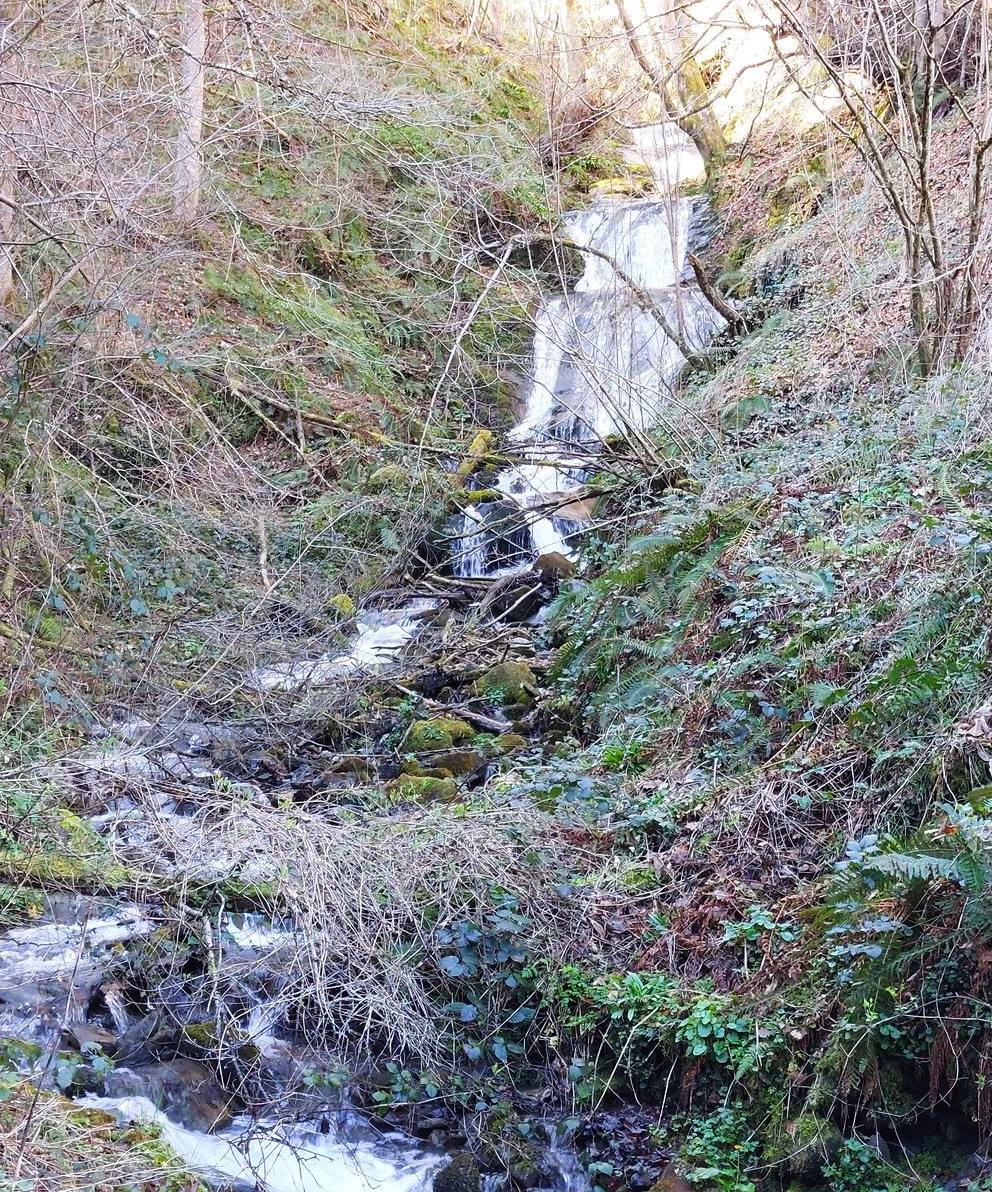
455, 430, 496, 478
434, 1153, 481, 1192
493, 733, 528, 755
179, 1022, 260, 1064
589, 176, 646, 198
471, 661, 536, 706
369, 464, 409, 491
326, 593, 357, 619
451, 487, 503, 508
766, 1113, 842, 1179
387, 775, 459, 802
406, 717, 474, 751
432, 748, 486, 776
401, 760, 455, 779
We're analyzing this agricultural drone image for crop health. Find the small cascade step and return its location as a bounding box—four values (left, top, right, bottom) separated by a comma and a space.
450, 124, 724, 582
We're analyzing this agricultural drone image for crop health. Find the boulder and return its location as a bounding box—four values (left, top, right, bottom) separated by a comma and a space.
493, 733, 528, 755
102, 1058, 237, 1132
472, 661, 537, 706
535, 550, 575, 579
434, 1153, 481, 1192
489, 581, 544, 623
387, 775, 459, 802
406, 717, 474, 752
648, 1163, 693, 1192
432, 748, 487, 776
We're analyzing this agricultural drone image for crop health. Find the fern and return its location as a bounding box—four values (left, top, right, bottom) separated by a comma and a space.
861, 852, 958, 883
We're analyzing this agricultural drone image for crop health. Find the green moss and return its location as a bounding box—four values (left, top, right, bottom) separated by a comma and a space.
369, 465, 410, 491
456, 430, 496, 477
0, 883, 45, 926
493, 732, 528, 754
764, 1114, 843, 1179
0, 811, 131, 890
451, 487, 503, 508
326, 593, 357, 619
386, 775, 459, 802
406, 717, 474, 751
472, 661, 536, 705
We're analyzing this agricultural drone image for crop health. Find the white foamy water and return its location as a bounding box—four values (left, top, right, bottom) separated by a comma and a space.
85, 1096, 442, 1192
253, 600, 436, 692
453, 124, 724, 579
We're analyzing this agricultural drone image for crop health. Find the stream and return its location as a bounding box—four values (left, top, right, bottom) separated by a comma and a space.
0, 123, 721, 1191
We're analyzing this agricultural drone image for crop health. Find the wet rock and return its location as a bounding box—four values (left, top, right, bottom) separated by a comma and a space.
63, 1023, 117, 1054
386, 775, 459, 802
472, 661, 537, 706
434, 1153, 481, 1192
535, 551, 575, 579
489, 581, 544, 624
102, 1058, 238, 1132
406, 718, 474, 751
177, 1021, 259, 1065
648, 1163, 692, 1192
432, 749, 487, 776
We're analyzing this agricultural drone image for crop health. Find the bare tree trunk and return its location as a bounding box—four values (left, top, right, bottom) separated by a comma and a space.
174, 0, 206, 224
0, 158, 13, 308
558, 0, 585, 95
614, 0, 724, 164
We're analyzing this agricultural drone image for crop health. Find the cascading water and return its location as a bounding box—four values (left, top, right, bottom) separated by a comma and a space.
1, 124, 719, 1192
452, 125, 723, 580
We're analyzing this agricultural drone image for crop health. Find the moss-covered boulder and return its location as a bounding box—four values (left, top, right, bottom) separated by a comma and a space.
455, 430, 496, 478
767, 1114, 843, 1179
434, 1153, 481, 1192
369, 464, 409, 491
493, 733, 528, 755
471, 661, 536, 706
590, 176, 646, 198
406, 717, 474, 751
326, 593, 356, 619
387, 775, 459, 802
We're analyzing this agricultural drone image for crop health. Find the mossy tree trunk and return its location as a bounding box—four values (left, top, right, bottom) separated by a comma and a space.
614, 0, 725, 165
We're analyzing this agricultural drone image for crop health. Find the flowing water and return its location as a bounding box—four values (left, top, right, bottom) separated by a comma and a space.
452, 127, 722, 579
0, 124, 720, 1192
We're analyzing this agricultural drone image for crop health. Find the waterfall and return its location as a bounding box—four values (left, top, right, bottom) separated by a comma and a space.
453, 125, 723, 580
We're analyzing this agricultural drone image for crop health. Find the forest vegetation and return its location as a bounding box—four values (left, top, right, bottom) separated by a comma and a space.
3, 0, 992, 1189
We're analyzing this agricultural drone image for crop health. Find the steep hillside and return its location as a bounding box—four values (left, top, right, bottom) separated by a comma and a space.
4, 1, 992, 1190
